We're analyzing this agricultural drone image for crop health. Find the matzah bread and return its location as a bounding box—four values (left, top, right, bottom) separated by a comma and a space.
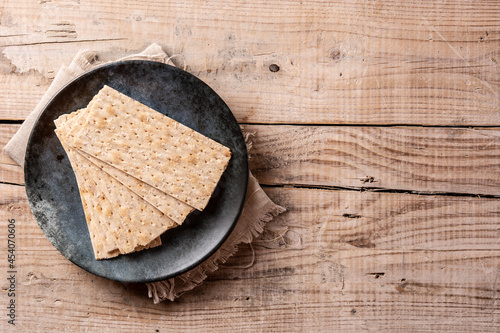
55, 132, 121, 259
56, 132, 163, 259
58, 108, 194, 224
64, 85, 231, 211
69, 146, 175, 250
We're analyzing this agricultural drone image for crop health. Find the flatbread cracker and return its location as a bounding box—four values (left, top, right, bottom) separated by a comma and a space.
82, 151, 195, 224
56, 120, 162, 259
57, 124, 137, 253
135, 236, 162, 251
63, 140, 176, 250
64, 85, 231, 211
57, 109, 194, 225
72, 148, 178, 247
55, 132, 121, 259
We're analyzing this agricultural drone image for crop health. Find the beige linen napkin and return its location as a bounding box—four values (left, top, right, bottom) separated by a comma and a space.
3, 43, 285, 303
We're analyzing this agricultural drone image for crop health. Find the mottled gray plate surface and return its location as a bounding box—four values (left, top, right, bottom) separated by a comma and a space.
24, 61, 248, 283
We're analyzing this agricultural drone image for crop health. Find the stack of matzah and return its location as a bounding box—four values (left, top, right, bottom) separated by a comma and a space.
54, 85, 232, 260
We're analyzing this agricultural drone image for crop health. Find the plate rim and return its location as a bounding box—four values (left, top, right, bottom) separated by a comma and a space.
24, 60, 249, 283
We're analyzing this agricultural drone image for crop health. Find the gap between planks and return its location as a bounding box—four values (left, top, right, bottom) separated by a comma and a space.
261, 183, 500, 199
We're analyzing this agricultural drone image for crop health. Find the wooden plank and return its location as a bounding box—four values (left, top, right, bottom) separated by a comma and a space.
0, 184, 47, 249
0, 124, 19, 165
1, 248, 497, 332
0, 74, 50, 121
248, 125, 500, 195
0, 162, 23, 185
262, 187, 500, 251
0, 124, 24, 185
0, 0, 498, 125
1, 184, 499, 331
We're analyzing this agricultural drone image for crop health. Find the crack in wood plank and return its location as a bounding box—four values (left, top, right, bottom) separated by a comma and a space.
261, 183, 500, 199
1, 38, 127, 48
0, 180, 24, 187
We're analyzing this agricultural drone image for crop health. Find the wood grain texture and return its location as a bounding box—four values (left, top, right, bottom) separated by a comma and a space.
0, 184, 499, 332
262, 187, 500, 251
1, 0, 500, 331
8, 249, 500, 332
249, 125, 500, 195
0, 0, 498, 124
0, 124, 23, 185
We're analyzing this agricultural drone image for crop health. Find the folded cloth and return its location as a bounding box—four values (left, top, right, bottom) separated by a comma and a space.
3, 43, 285, 303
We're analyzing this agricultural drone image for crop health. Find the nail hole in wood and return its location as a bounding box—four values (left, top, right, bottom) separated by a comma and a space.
269, 64, 280, 72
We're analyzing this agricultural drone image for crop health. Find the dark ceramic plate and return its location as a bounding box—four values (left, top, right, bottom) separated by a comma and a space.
24, 61, 248, 283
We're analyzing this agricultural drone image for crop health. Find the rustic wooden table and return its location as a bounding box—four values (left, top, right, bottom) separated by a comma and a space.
1, 0, 499, 331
